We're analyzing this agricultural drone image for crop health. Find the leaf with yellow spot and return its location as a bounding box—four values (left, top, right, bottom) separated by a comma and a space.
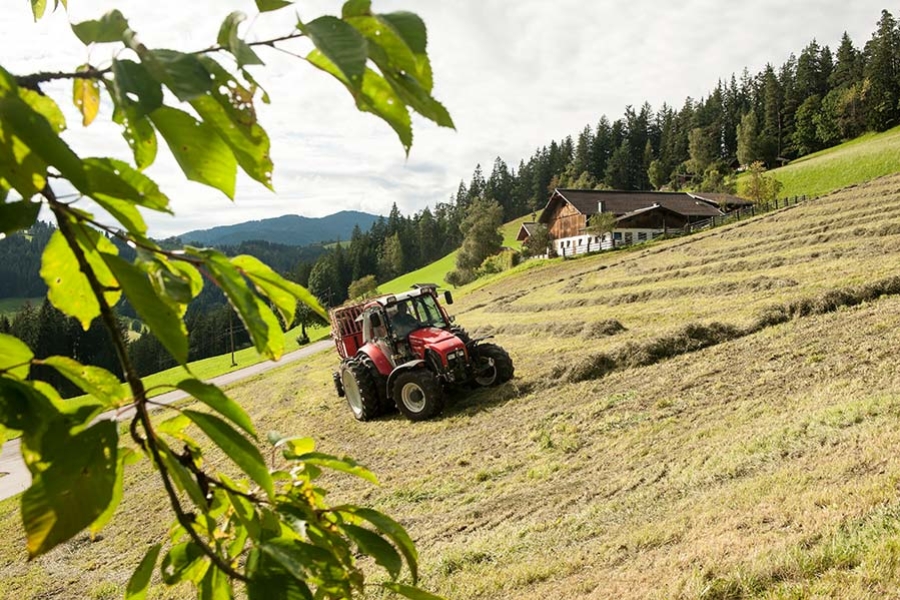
73, 69, 100, 126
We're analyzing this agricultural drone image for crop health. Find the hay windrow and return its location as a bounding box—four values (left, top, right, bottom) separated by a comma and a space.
556, 274, 900, 384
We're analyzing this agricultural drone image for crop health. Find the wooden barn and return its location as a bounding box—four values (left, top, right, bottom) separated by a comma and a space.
532, 189, 734, 256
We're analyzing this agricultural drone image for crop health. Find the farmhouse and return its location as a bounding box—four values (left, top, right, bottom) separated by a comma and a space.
530, 189, 749, 256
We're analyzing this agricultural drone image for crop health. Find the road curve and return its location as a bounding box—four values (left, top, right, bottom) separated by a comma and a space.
0, 339, 332, 502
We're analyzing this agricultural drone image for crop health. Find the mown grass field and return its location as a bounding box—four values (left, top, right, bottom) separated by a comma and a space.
5, 174, 900, 598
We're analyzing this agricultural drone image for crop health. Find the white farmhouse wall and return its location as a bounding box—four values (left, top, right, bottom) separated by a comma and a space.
554, 228, 664, 256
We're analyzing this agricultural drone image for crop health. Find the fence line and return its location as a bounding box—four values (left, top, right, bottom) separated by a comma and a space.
686, 194, 809, 233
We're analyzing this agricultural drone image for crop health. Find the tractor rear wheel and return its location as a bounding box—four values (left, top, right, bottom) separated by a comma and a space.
393, 370, 444, 421
472, 343, 514, 387
341, 359, 381, 421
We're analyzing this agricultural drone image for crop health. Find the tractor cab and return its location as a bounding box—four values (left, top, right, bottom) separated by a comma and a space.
359, 289, 457, 370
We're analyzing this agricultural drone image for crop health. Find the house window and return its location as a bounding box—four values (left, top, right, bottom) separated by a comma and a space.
638, 232, 647, 241
578, 238, 583, 245
624, 232, 633, 244
614, 232, 622, 241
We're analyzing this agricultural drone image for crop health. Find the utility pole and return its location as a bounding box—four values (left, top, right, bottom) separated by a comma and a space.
229, 309, 237, 367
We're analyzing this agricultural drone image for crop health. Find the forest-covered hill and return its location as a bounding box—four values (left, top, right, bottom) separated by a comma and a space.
179, 210, 380, 246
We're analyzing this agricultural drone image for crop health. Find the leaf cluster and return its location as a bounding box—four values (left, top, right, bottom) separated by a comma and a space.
2, 1, 452, 598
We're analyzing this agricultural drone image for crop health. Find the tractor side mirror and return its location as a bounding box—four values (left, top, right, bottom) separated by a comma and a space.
444, 290, 454, 305
370, 313, 382, 329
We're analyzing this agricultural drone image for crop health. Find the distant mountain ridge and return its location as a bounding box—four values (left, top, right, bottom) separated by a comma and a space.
179, 211, 381, 247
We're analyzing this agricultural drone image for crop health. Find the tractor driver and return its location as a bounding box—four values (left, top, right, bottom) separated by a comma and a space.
391, 302, 420, 338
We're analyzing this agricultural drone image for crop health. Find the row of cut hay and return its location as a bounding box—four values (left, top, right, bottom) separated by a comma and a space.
556, 275, 900, 384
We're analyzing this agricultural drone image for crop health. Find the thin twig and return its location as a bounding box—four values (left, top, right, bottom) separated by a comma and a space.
16, 31, 306, 86
15, 66, 111, 88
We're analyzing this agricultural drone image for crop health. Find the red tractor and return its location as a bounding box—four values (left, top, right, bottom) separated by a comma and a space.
330, 284, 514, 421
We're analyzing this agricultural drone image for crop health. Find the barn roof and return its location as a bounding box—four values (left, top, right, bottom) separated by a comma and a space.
688, 192, 754, 208
516, 222, 539, 241
538, 189, 723, 224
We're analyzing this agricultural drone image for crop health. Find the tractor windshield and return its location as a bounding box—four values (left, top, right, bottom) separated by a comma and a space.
386, 294, 447, 337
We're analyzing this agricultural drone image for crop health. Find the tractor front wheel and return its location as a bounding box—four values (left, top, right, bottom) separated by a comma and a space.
341, 359, 382, 421
393, 370, 444, 421
472, 343, 514, 387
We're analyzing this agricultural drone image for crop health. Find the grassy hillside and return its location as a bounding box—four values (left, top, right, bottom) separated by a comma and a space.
380, 215, 532, 294
6, 174, 900, 598
739, 124, 900, 199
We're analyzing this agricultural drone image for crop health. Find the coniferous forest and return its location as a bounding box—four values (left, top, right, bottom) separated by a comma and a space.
3, 8, 899, 381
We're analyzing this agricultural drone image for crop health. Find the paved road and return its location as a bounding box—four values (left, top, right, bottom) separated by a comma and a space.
0, 340, 332, 502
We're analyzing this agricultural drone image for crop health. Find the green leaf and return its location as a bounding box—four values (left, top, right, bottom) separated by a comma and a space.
347, 15, 419, 80
72, 70, 100, 126
231, 254, 326, 324
84, 157, 171, 212
217, 12, 264, 68
382, 582, 445, 600
342, 0, 372, 18
307, 54, 412, 153
0, 66, 88, 194
145, 50, 213, 103
190, 58, 273, 189
257, 538, 348, 588
41, 356, 126, 406
274, 435, 315, 457
301, 16, 368, 90
102, 253, 189, 364
255, 0, 292, 12
91, 447, 139, 535
150, 107, 237, 199
21, 420, 118, 557
246, 548, 314, 600
183, 409, 273, 498
125, 543, 162, 600
40, 227, 121, 330
0, 88, 66, 197
346, 14, 451, 129
161, 541, 209, 584
0, 333, 33, 380
289, 452, 378, 484
380, 12, 428, 55
0, 200, 39, 235
199, 565, 234, 600
340, 506, 418, 582
113, 105, 158, 170
383, 71, 453, 129
189, 248, 282, 359
71, 9, 130, 45
176, 378, 255, 437
380, 12, 432, 90
157, 439, 208, 509
0, 379, 56, 435
356, 68, 413, 153
31, 0, 47, 21
110, 59, 164, 117
343, 524, 401, 579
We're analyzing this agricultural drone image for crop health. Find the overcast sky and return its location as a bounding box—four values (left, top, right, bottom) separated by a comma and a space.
1, 1, 891, 237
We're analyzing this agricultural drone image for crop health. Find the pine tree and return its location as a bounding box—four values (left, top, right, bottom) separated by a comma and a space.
829, 32, 863, 90
864, 9, 900, 131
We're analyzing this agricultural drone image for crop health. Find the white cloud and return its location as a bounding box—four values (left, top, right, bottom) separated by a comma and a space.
1, 0, 890, 237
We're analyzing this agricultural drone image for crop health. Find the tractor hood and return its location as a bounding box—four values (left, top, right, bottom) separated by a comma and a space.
407, 327, 466, 362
